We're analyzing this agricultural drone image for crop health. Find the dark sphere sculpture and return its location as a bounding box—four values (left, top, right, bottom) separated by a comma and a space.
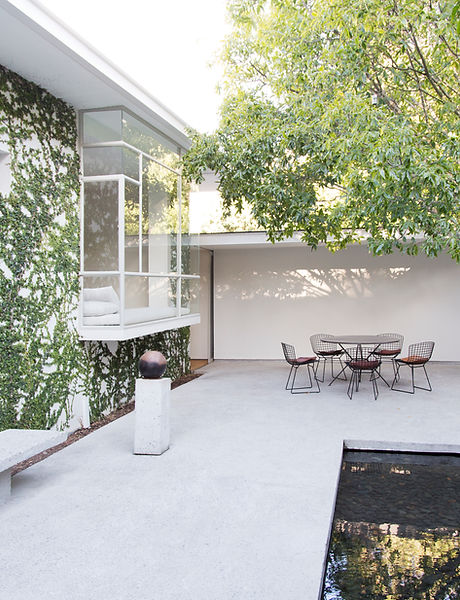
139, 350, 167, 379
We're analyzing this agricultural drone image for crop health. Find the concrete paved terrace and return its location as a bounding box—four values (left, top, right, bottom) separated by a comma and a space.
1, 360, 459, 600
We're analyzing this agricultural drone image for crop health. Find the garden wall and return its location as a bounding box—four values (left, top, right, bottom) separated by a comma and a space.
211, 243, 459, 361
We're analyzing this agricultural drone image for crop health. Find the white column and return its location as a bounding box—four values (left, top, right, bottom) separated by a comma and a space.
134, 378, 171, 455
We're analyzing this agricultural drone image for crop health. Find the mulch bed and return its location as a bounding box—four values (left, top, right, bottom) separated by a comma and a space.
11, 373, 202, 476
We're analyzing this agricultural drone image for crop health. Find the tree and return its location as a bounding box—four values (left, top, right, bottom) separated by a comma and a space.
453, 0, 460, 34
183, 0, 460, 260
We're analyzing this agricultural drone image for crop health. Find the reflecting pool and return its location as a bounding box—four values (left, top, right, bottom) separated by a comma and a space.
322, 451, 460, 600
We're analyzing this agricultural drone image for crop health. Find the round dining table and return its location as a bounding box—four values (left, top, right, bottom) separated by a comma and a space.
323, 334, 398, 345
322, 334, 399, 386
322, 334, 399, 357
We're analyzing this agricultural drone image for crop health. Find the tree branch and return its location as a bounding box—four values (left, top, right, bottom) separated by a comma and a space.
408, 25, 452, 102
439, 35, 460, 61
406, 49, 430, 124
249, 61, 268, 82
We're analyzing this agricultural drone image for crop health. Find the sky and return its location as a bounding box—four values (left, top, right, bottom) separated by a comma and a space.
38, 0, 230, 132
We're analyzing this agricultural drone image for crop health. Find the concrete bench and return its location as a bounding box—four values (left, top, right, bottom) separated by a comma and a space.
0, 429, 67, 503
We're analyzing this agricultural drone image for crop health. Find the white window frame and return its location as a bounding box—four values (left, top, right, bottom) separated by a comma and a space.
78, 108, 199, 341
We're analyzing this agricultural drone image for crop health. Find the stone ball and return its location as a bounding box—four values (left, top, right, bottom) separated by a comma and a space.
139, 350, 167, 379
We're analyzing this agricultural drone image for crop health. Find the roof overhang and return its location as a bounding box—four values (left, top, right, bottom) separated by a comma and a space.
193, 231, 427, 251
0, 0, 190, 149
193, 231, 308, 251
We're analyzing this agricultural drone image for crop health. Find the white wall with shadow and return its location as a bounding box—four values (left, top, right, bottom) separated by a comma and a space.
210, 244, 459, 360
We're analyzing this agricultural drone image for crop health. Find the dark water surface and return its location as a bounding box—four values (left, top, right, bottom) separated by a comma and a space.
321, 451, 460, 600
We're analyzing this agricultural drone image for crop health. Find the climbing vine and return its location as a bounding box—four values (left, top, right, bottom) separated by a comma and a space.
0, 65, 81, 431
82, 328, 190, 421
0, 65, 191, 431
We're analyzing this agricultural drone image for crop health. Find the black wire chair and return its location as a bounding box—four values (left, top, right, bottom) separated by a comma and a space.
391, 341, 435, 394
281, 342, 320, 394
345, 346, 384, 401
370, 333, 404, 379
310, 333, 346, 383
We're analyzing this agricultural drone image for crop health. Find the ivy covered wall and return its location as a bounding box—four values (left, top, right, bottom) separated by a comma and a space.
83, 328, 190, 421
0, 65, 190, 432
0, 64, 81, 431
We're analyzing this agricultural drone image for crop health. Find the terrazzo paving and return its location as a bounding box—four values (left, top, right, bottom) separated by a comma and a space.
0, 360, 459, 600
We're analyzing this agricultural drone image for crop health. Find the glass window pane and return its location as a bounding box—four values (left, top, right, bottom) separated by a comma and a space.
122, 111, 179, 170
123, 148, 140, 180
180, 178, 191, 234
125, 181, 140, 272
81, 275, 120, 326
83, 147, 139, 180
181, 235, 200, 276
83, 110, 122, 144
142, 157, 178, 274
83, 181, 119, 271
124, 275, 177, 324
181, 277, 200, 315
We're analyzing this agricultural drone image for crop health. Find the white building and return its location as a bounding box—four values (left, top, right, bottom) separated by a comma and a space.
0, 0, 199, 430
0, 0, 457, 435
190, 211, 460, 363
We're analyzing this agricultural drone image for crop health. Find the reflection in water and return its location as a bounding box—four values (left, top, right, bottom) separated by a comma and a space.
322, 452, 460, 600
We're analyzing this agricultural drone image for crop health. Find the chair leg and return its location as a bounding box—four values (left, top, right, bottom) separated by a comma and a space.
355, 370, 361, 392
285, 365, 295, 391
316, 357, 326, 383
391, 358, 398, 380
309, 363, 320, 393
414, 365, 432, 392
329, 362, 349, 386
290, 364, 321, 394
347, 370, 357, 399
370, 370, 379, 400
391, 362, 400, 390
378, 357, 398, 385
347, 369, 381, 400
332, 357, 347, 381
392, 363, 432, 394
290, 366, 299, 393
375, 367, 390, 388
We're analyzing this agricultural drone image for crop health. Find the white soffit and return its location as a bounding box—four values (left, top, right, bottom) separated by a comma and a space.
0, 0, 190, 149
194, 231, 426, 251
193, 232, 307, 250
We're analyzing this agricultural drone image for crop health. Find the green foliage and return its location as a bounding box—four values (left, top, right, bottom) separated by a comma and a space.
0, 65, 192, 431
452, 0, 460, 34
194, 195, 262, 233
0, 65, 81, 431
81, 327, 191, 422
183, 0, 460, 260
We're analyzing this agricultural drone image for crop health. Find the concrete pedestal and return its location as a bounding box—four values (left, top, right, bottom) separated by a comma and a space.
134, 378, 171, 455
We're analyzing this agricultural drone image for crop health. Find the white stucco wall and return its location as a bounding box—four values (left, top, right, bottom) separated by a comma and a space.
211, 244, 459, 361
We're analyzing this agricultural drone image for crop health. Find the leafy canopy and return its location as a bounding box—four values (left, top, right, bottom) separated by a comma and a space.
183, 0, 460, 259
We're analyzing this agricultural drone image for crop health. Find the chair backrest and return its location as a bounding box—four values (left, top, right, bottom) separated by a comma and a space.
407, 341, 435, 362
310, 333, 338, 354
377, 333, 404, 351
348, 347, 381, 367
281, 342, 296, 363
